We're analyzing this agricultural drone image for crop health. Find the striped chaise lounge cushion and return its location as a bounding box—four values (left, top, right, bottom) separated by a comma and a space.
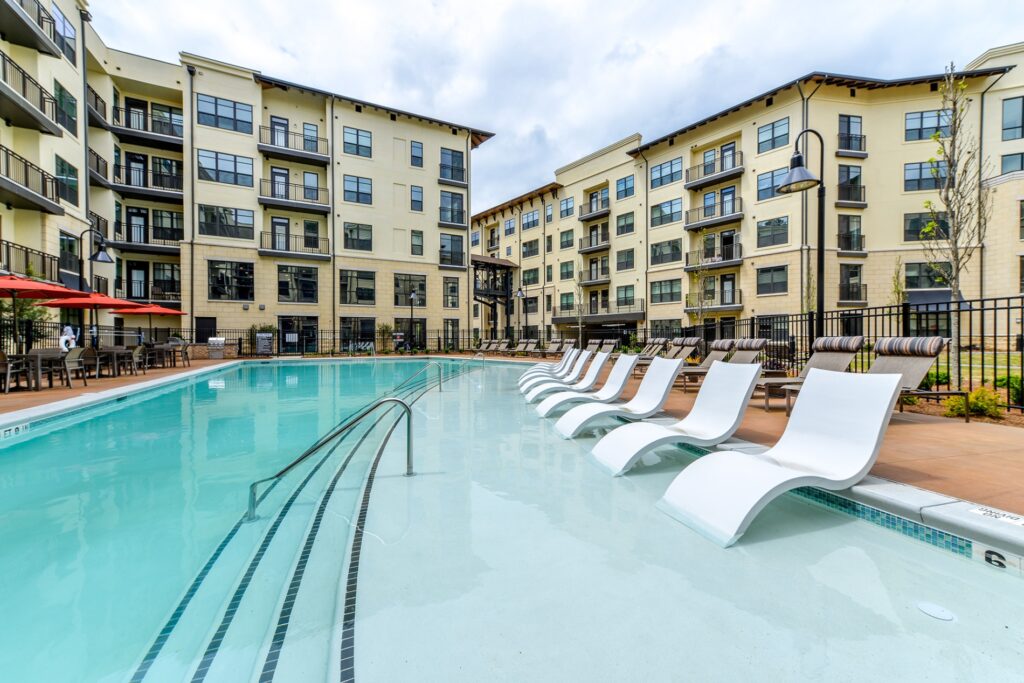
874, 336, 946, 357
811, 335, 865, 353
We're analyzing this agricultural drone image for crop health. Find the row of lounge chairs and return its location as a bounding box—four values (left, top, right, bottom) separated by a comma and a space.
516, 335, 956, 547
476, 339, 579, 356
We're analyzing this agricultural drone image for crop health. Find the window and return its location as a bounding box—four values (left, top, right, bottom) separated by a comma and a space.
471, 231, 480, 246
522, 209, 540, 230
53, 81, 77, 135
303, 123, 319, 152
559, 292, 575, 310
197, 150, 253, 186
906, 262, 951, 289
610, 248, 633, 272
58, 232, 77, 265
522, 239, 539, 258
838, 215, 862, 250
343, 222, 372, 251
757, 168, 787, 200
546, 235, 552, 253
1020, 201, 1024, 240
152, 103, 184, 137
1002, 153, 1024, 175
343, 175, 372, 204
616, 212, 635, 235
616, 285, 635, 306
54, 155, 78, 205
522, 268, 539, 285
650, 158, 682, 188
545, 204, 553, 223
440, 191, 464, 223
51, 3, 76, 61
394, 274, 426, 306
411, 185, 423, 211
651, 279, 682, 303
545, 265, 553, 282
152, 210, 184, 241
838, 164, 861, 186
441, 148, 465, 181
559, 261, 574, 280
208, 261, 254, 301
410, 141, 423, 167
559, 229, 574, 249
302, 172, 320, 201
340, 270, 376, 305
198, 206, 254, 239
904, 161, 948, 191
560, 197, 574, 218
756, 217, 788, 247
340, 317, 376, 343
651, 320, 682, 337
838, 115, 863, 149
440, 233, 463, 262
757, 118, 789, 153
904, 212, 949, 241
651, 239, 682, 265
443, 277, 459, 308
411, 230, 423, 255
1004, 97, 1024, 140
343, 127, 372, 157
196, 94, 253, 133
651, 198, 682, 227
278, 265, 318, 303
905, 109, 951, 141
757, 266, 788, 295
616, 174, 635, 199
152, 263, 180, 294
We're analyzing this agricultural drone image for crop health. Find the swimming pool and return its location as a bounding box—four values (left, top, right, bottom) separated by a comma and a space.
1, 359, 1021, 680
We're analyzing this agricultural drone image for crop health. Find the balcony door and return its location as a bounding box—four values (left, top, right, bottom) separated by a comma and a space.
126, 152, 147, 187
128, 261, 148, 300
127, 207, 148, 244
125, 97, 147, 131
270, 116, 288, 147
720, 186, 736, 215
720, 273, 736, 305
271, 216, 289, 251
270, 167, 289, 199
720, 230, 737, 260
720, 142, 736, 171
589, 291, 599, 315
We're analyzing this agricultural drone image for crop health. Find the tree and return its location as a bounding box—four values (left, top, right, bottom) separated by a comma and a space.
889, 257, 908, 306
917, 62, 992, 388
686, 228, 713, 337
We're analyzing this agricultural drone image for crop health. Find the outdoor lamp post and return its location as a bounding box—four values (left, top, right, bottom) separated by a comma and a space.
775, 128, 825, 340
78, 227, 114, 347
408, 290, 417, 350
515, 286, 526, 341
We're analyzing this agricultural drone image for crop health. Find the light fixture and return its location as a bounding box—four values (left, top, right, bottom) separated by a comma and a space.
775, 151, 821, 194
89, 239, 114, 263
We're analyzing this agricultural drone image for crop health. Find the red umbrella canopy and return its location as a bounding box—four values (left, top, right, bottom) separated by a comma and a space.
0, 274, 91, 299
111, 304, 186, 316
36, 293, 143, 309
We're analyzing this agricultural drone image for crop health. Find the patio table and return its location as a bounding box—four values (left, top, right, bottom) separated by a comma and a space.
11, 349, 64, 391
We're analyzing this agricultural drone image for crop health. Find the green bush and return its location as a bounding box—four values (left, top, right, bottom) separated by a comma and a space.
944, 386, 1003, 419
919, 369, 950, 390
994, 375, 1022, 406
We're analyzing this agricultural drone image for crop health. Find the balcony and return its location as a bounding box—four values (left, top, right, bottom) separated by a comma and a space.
579, 265, 610, 287
88, 149, 111, 188
110, 220, 184, 255
0, 239, 58, 280
112, 164, 184, 204
578, 231, 610, 254
115, 278, 182, 304
0, 0, 61, 56
836, 134, 867, 159
438, 164, 468, 188
439, 207, 467, 229
685, 289, 743, 312
88, 211, 109, 239
0, 144, 63, 214
0, 52, 62, 135
257, 126, 330, 166
684, 243, 743, 271
835, 183, 867, 209
578, 196, 610, 221
551, 298, 645, 324
685, 198, 743, 231
838, 283, 868, 305
58, 249, 79, 275
438, 249, 466, 270
684, 151, 745, 191
111, 106, 184, 151
257, 231, 331, 261
486, 238, 500, 251
86, 85, 109, 130
257, 179, 330, 215
93, 275, 109, 296
837, 232, 867, 256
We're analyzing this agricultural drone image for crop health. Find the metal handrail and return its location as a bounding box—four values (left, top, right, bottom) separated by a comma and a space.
392, 361, 444, 393
245, 396, 413, 522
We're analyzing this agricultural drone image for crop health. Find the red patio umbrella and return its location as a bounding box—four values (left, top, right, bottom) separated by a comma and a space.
35, 293, 144, 348
110, 304, 186, 343
0, 275, 90, 353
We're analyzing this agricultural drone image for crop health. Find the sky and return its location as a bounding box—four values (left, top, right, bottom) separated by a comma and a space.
90, 0, 1024, 212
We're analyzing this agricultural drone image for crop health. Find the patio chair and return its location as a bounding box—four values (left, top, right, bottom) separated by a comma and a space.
520, 350, 592, 393
176, 342, 192, 367
555, 356, 685, 438
58, 347, 89, 388
505, 340, 529, 356
658, 368, 902, 547
519, 348, 579, 382
756, 335, 864, 411
490, 340, 510, 354
525, 351, 611, 402
678, 338, 767, 391
0, 351, 29, 394
634, 337, 702, 377
591, 361, 762, 476
522, 339, 538, 355
530, 339, 557, 357
536, 354, 640, 417
584, 339, 601, 354
120, 345, 148, 376
671, 339, 735, 385
478, 340, 496, 352
598, 339, 617, 354
81, 347, 113, 379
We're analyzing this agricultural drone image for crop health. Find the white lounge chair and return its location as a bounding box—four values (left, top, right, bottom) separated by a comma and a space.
554, 356, 684, 438
524, 351, 611, 402
536, 354, 639, 417
591, 361, 761, 476
657, 368, 902, 547
520, 350, 592, 393
519, 348, 579, 385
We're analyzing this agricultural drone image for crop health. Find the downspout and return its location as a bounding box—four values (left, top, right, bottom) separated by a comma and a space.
977, 70, 1008, 299
464, 129, 472, 346
635, 148, 649, 333
78, 9, 91, 289
329, 98, 336, 337
186, 64, 196, 330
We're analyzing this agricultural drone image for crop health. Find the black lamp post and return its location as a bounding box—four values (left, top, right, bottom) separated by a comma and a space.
78, 227, 114, 347
775, 128, 825, 340
515, 286, 526, 341
408, 290, 417, 350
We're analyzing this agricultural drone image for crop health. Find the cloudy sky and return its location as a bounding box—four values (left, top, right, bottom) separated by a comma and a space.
91, 0, 1024, 211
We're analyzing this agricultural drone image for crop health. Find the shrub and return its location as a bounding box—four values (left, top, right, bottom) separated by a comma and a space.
944, 386, 1003, 419
994, 375, 1022, 406
919, 369, 950, 390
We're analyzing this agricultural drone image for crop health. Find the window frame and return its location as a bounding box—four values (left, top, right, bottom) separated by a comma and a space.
196, 93, 253, 134
207, 260, 255, 301
343, 126, 373, 157
756, 216, 788, 248
756, 265, 788, 295
197, 149, 253, 187
757, 118, 789, 153
343, 174, 373, 204
343, 222, 373, 251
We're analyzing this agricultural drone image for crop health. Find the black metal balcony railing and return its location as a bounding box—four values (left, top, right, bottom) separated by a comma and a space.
88, 211, 109, 239
0, 52, 58, 122
87, 84, 107, 119
837, 232, 866, 252
112, 164, 184, 192
439, 164, 466, 183
88, 148, 108, 180
112, 106, 184, 138
685, 151, 744, 184
115, 279, 182, 302
0, 239, 58, 281
685, 197, 743, 226
439, 249, 465, 267
685, 289, 743, 308
114, 221, 184, 247
259, 125, 329, 156
578, 196, 610, 218
440, 207, 466, 224
685, 243, 743, 267
578, 232, 610, 251
486, 239, 499, 250
93, 275, 109, 296
837, 183, 866, 203
58, 250, 80, 274
0, 144, 59, 201
259, 179, 329, 205
553, 298, 646, 318
839, 283, 868, 301
260, 231, 330, 255
581, 266, 610, 283
838, 133, 866, 152
10, 0, 57, 44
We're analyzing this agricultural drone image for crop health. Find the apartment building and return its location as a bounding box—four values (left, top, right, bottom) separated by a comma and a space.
472, 42, 1024, 340
2, 0, 492, 350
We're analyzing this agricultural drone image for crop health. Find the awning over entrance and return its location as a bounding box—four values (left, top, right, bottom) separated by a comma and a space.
907, 289, 970, 311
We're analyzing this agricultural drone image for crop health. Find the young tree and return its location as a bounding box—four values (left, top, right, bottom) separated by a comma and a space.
889, 257, 908, 306
686, 228, 713, 336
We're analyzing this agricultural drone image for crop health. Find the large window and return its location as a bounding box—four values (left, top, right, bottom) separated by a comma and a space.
651, 238, 682, 265
153, 263, 180, 294
560, 197, 574, 218
651, 198, 682, 227
51, 3, 76, 61
616, 212, 635, 235
756, 217, 788, 247
340, 317, 376, 343
411, 185, 423, 211
343, 175, 372, 204
394, 274, 426, 306
559, 261, 574, 280
504, 218, 516, 236
441, 148, 465, 180
471, 231, 480, 246
559, 292, 574, 310
904, 161, 947, 191
410, 141, 423, 167
522, 239, 539, 258
522, 209, 540, 230
757, 117, 789, 153
411, 230, 423, 256
152, 210, 184, 241
650, 158, 682, 188
343, 222, 372, 251
53, 80, 77, 135
560, 229, 574, 249
616, 174, 635, 199
198, 205, 254, 239
904, 212, 949, 241
197, 150, 253, 186
343, 127, 372, 157
651, 319, 682, 337
1004, 97, 1024, 140
756, 266, 788, 295
651, 279, 681, 303
757, 168, 787, 200
440, 191, 464, 223
522, 268, 539, 285
906, 262, 951, 289
54, 155, 78, 205
196, 94, 253, 133
340, 270, 375, 305
617, 285, 635, 306
1003, 153, 1024, 175
440, 233, 463, 261
443, 277, 459, 308
616, 248, 634, 271
278, 265, 318, 303
905, 109, 951, 141
151, 104, 184, 137
208, 261, 254, 301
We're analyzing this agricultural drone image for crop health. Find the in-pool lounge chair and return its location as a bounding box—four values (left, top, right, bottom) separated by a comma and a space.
756, 335, 864, 411
658, 368, 902, 547
520, 350, 592, 393
678, 338, 766, 391
591, 361, 761, 476
525, 351, 611, 402
536, 354, 640, 417
519, 348, 579, 384
555, 356, 684, 438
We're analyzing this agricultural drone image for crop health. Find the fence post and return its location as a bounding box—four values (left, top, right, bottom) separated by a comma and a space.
901, 301, 912, 338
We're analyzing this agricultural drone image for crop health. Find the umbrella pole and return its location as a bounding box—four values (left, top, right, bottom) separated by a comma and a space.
11, 295, 19, 355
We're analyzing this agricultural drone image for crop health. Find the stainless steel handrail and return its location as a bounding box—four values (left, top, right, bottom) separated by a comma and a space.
392, 360, 444, 393
244, 396, 413, 522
